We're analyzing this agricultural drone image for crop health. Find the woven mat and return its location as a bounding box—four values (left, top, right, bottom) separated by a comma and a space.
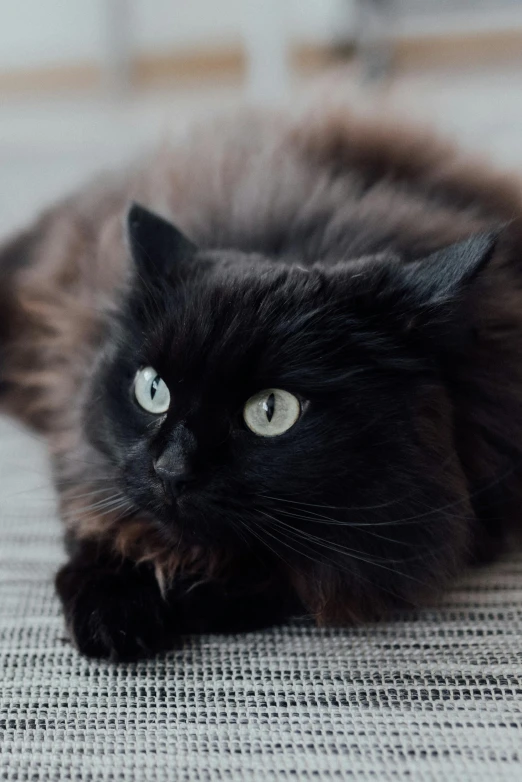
1, 415, 522, 781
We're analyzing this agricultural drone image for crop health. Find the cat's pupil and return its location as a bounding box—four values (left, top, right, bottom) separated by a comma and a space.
150, 376, 160, 400
263, 393, 275, 422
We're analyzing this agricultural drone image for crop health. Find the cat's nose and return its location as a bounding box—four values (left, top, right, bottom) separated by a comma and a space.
154, 457, 195, 498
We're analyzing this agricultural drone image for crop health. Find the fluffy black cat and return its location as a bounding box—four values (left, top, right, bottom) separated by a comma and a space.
1, 108, 522, 660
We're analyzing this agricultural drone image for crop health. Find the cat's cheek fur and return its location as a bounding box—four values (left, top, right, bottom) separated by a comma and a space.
284, 386, 474, 624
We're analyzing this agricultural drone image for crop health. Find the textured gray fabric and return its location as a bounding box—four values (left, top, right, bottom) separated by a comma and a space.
1, 414, 522, 781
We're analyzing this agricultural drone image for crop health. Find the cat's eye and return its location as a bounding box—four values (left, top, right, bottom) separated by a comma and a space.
243, 389, 301, 437
134, 366, 170, 414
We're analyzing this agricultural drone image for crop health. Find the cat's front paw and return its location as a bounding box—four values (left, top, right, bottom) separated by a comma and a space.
55, 561, 176, 661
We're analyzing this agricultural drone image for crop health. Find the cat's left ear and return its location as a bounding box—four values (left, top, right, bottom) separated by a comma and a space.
400, 231, 499, 307
127, 203, 197, 278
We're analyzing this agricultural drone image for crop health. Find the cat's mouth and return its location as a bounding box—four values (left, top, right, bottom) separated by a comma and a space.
149, 482, 197, 525
156, 478, 196, 513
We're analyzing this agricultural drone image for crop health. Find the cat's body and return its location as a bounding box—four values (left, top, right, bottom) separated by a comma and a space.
2, 107, 522, 660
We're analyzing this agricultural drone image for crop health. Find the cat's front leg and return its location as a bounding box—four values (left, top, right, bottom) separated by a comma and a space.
55, 546, 177, 661
56, 540, 296, 661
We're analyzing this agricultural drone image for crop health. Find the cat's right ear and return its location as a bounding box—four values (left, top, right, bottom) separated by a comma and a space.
126, 203, 197, 278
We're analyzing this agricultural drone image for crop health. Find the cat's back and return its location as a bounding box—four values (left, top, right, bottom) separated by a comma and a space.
10, 106, 522, 286
153, 108, 522, 261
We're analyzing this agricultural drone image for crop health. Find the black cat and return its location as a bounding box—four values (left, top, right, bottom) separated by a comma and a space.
1, 109, 521, 660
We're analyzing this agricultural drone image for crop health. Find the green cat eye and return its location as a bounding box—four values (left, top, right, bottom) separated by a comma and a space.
134, 366, 170, 414
243, 389, 301, 437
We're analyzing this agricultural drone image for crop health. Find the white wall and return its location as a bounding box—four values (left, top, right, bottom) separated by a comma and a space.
135, 0, 353, 50
2, 1, 104, 69
0, 0, 352, 71
4, 1, 522, 72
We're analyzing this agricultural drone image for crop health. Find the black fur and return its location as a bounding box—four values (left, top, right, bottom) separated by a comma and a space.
56, 539, 295, 661
61, 203, 502, 657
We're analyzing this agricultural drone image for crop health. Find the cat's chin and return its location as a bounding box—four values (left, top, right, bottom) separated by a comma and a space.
154, 505, 246, 551
141, 498, 201, 541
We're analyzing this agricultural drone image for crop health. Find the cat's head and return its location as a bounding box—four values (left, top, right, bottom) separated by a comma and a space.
84, 204, 499, 621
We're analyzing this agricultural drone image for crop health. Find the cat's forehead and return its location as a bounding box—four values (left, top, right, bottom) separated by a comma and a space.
141, 273, 359, 389
146, 255, 388, 361
178, 257, 325, 323
135, 270, 300, 376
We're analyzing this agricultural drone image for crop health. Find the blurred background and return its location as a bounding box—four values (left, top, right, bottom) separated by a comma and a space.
2, 0, 522, 237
